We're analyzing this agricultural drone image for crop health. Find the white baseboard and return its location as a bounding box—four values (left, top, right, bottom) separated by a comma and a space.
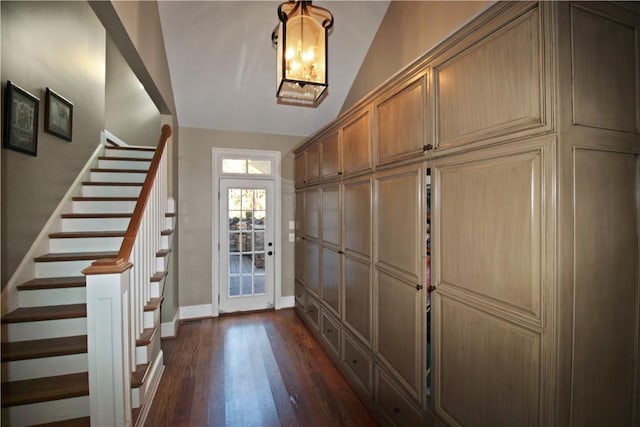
179, 304, 214, 320
160, 311, 179, 338
279, 295, 295, 309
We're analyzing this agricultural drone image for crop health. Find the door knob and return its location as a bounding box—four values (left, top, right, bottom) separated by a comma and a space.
268, 251, 273, 256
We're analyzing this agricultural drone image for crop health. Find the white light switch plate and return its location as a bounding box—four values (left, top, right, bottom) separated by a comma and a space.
288, 220, 295, 230
288, 233, 295, 242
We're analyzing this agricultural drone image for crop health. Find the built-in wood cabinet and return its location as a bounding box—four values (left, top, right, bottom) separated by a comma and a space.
294, 2, 640, 426
306, 144, 320, 183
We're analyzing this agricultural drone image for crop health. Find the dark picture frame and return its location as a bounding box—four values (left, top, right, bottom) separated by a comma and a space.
45, 87, 73, 141
3, 81, 39, 156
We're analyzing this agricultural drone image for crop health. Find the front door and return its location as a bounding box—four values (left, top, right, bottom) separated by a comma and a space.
219, 178, 275, 313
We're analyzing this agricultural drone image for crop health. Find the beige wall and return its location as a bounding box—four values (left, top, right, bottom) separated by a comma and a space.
106, 36, 161, 147
178, 127, 302, 307
1, 1, 106, 286
342, 0, 492, 112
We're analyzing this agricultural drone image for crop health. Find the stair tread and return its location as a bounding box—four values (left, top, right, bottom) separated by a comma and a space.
31, 416, 91, 427
61, 213, 132, 219
2, 304, 86, 324
106, 146, 155, 152
156, 248, 171, 257
131, 363, 150, 389
137, 327, 156, 346
165, 212, 176, 218
72, 196, 138, 201
17, 276, 86, 290
82, 181, 143, 186
49, 231, 126, 238
2, 335, 87, 361
98, 156, 151, 162
161, 229, 173, 236
144, 297, 163, 312
1, 372, 89, 407
90, 168, 147, 173
150, 271, 168, 282
34, 251, 118, 262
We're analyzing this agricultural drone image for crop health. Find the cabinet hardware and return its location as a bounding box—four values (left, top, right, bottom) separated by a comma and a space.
416, 284, 424, 291
338, 250, 344, 255
326, 329, 332, 333
268, 242, 273, 247
427, 285, 437, 293
393, 407, 401, 414
268, 251, 273, 256
352, 359, 358, 364
337, 171, 343, 175
423, 144, 434, 151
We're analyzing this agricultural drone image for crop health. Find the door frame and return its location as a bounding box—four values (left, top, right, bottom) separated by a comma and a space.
211, 147, 282, 317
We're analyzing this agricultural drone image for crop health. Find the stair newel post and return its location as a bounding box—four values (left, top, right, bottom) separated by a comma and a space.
84, 265, 133, 427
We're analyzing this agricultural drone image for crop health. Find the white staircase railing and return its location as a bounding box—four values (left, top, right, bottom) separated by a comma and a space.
82, 124, 172, 426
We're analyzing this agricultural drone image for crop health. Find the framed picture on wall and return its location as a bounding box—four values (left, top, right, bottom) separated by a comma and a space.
45, 87, 73, 141
3, 80, 39, 156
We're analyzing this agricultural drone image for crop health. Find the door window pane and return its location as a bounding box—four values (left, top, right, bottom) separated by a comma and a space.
223, 159, 246, 174
248, 160, 271, 175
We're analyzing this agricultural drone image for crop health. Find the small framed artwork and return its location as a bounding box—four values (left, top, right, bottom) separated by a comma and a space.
3, 80, 39, 156
45, 87, 73, 141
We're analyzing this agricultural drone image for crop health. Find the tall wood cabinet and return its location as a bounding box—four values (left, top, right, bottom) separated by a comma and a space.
294, 2, 640, 426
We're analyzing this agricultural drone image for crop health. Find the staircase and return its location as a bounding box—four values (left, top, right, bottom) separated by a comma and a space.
1, 129, 174, 427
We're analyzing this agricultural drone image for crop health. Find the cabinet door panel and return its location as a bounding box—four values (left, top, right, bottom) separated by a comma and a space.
322, 185, 340, 247
571, 149, 639, 426
343, 178, 371, 258
295, 153, 306, 186
304, 188, 320, 240
295, 236, 304, 281
344, 255, 371, 345
377, 78, 425, 163
376, 270, 422, 398
376, 369, 423, 427
376, 165, 422, 282
435, 8, 543, 148
295, 190, 304, 236
436, 296, 541, 426
306, 144, 320, 183
343, 331, 373, 392
321, 247, 340, 315
303, 240, 320, 294
321, 311, 341, 357
342, 111, 371, 175
321, 130, 341, 178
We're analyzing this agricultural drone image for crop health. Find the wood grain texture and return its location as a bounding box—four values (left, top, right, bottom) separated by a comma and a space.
321, 247, 341, 315
1, 372, 89, 407
343, 178, 372, 259
304, 188, 320, 240
320, 130, 341, 179
341, 111, 372, 175
344, 256, 372, 345
306, 144, 321, 183
144, 310, 376, 427
321, 185, 340, 247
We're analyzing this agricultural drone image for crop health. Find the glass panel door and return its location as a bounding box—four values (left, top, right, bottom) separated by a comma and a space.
220, 179, 275, 313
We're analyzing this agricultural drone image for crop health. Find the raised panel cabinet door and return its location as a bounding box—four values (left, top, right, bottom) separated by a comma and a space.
375, 164, 422, 282
295, 152, 306, 186
321, 130, 341, 179
342, 110, 372, 175
303, 240, 320, 295
306, 144, 321, 183
304, 188, 320, 240
321, 247, 340, 315
321, 185, 340, 247
435, 5, 545, 149
377, 77, 426, 164
294, 235, 304, 282
295, 190, 304, 236
376, 270, 423, 399
344, 255, 372, 345
343, 177, 372, 259
571, 148, 639, 426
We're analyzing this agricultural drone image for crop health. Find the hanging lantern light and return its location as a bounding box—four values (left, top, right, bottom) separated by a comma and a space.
272, 0, 334, 105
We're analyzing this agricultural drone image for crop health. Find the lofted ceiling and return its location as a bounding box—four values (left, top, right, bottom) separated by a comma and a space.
158, 1, 390, 138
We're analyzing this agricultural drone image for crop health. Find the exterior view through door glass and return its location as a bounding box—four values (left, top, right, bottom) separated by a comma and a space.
220, 179, 275, 313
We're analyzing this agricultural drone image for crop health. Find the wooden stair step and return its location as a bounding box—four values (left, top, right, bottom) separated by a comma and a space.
165, 212, 176, 218
144, 297, 163, 312
90, 168, 147, 174
71, 196, 138, 202
31, 416, 91, 427
1, 304, 86, 324
48, 231, 126, 239
131, 363, 150, 389
150, 271, 168, 282
34, 251, 118, 262
136, 327, 157, 346
161, 229, 173, 236
1, 372, 89, 407
82, 181, 142, 186
106, 146, 155, 152
98, 156, 151, 162
17, 276, 86, 291
156, 248, 171, 257
61, 213, 131, 219
132, 407, 142, 426
2, 335, 87, 362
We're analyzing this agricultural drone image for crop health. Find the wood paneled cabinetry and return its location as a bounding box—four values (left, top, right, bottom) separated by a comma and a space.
294, 2, 640, 426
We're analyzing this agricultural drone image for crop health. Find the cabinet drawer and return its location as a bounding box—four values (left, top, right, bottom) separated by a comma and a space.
305, 295, 320, 330
343, 332, 372, 392
321, 311, 341, 357
376, 369, 423, 427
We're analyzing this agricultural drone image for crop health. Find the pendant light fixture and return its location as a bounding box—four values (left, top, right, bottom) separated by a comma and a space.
272, 0, 334, 105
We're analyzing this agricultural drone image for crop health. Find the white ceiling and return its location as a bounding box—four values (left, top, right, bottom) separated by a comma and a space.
158, 1, 390, 137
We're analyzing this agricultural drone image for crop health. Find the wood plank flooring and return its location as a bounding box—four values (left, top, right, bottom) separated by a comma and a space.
145, 309, 377, 427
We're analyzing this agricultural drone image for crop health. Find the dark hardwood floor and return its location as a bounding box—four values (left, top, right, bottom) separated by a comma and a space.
145, 309, 378, 427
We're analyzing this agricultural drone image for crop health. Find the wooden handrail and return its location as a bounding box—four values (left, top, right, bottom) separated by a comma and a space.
83, 124, 172, 275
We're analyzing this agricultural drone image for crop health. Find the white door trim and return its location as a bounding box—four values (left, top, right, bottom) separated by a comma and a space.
211, 147, 282, 317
